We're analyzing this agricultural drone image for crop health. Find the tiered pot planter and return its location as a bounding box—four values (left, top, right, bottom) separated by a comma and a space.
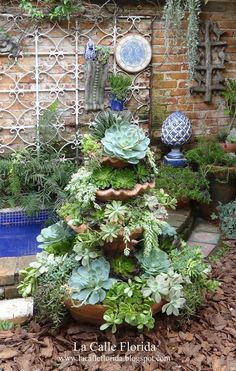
96, 181, 155, 202
64, 299, 164, 326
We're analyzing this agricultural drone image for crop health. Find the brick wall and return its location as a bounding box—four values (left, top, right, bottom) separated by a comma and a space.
0, 0, 235, 153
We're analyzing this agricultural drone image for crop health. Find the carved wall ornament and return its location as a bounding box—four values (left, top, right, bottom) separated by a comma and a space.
190, 21, 228, 103
0, 31, 19, 56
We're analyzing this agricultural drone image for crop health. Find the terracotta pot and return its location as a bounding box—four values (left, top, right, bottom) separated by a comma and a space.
65, 216, 87, 233
96, 181, 155, 202
219, 142, 236, 153
101, 156, 128, 168
176, 197, 190, 209
207, 165, 236, 181
64, 299, 164, 326
102, 228, 143, 254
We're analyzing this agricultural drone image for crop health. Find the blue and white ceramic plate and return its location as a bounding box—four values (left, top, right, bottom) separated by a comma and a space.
115, 34, 152, 73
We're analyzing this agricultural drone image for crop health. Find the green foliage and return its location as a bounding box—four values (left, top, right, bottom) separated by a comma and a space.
0, 321, 14, 331
101, 278, 155, 333
136, 248, 171, 276
111, 256, 135, 278
155, 164, 211, 203
34, 254, 78, 327
92, 164, 153, 191
68, 257, 116, 304
109, 73, 132, 101
217, 200, 236, 239
185, 138, 236, 168
90, 110, 132, 140
20, 0, 83, 20
99, 223, 120, 243
101, 124, 150, 164
80, 134, 101, 155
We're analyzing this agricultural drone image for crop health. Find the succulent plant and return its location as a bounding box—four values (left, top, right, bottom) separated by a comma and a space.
90, 110, 132, 140
101, 124, 150, 164
226, 128, 236, 144
68, 257, 116, 304
136, 248, 171, 276
36, 222, 75, 249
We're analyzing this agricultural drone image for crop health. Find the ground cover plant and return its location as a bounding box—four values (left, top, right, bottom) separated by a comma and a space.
18, 110, 218, 333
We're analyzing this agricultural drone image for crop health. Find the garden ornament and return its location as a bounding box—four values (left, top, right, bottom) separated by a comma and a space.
161, 111, 192, 167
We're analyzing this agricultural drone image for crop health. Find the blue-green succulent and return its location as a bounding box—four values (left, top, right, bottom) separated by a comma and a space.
101, 124, 150, 164
68, 257, 116, 304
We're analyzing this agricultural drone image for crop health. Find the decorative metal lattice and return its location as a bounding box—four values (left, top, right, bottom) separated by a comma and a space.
0, 7, 153, 157
191, 20, 228, 103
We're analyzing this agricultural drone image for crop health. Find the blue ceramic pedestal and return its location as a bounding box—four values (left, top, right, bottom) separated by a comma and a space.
163, 147, 187, 167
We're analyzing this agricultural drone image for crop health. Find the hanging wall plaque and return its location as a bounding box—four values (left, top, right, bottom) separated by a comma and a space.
115, 34, 152, 73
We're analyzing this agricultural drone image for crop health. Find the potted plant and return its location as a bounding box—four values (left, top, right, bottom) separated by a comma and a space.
109, 73, 132, 111
217, 128, 236, 153
18, 111, 219, 333
185, 138, 236, 219
85, 45, 111, 111
155, 164, 211, 208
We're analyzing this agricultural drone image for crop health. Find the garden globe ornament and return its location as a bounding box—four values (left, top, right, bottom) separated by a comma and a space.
161, 111, 192, 167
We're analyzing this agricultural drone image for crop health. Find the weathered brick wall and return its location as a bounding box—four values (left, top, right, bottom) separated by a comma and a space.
0, 0, 235, 153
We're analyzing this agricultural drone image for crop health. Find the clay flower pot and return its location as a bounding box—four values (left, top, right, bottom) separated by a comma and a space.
101, 156, 128, 168
102, 227, 143, 254
64, 299, 165, 326
96, 181, 155, 202
219, 142, 236, 153
65, 216, 87, 234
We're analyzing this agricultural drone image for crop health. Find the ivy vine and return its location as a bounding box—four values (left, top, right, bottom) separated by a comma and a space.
19, 0, 85, 20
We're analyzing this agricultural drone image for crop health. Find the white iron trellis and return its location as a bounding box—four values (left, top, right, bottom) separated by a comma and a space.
0, 10, 153, 158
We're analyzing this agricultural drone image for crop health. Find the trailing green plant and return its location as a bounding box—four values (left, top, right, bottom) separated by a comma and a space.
155, 164, 211, 203
68, 257, 116, 304
101, 124, 150, 164
223, 79, 236, 132
162, 0, 202, 80
214, 200, 236, 239
111, 256, 136, 278
109, 73, 132, 101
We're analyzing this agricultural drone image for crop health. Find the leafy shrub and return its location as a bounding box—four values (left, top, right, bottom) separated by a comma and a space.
101, 124, 150, 164
155, 164, 211, 203
217, 200, 236, 239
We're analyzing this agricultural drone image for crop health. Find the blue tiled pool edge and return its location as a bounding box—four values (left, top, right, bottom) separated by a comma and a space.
0, 208, 52, 226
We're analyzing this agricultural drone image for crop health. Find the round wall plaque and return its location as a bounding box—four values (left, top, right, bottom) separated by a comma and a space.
115, 34, 152, 73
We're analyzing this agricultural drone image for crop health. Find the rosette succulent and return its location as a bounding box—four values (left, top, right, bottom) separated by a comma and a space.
101, 124, 150, 164
68, 257, 116, 304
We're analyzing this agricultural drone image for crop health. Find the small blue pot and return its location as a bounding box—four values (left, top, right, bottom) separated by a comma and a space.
111, 98, 125, 111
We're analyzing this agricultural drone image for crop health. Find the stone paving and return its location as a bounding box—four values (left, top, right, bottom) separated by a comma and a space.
188, 218, 221, 257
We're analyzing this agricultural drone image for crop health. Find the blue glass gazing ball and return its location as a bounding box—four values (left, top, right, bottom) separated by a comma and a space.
161, 111, 192, 146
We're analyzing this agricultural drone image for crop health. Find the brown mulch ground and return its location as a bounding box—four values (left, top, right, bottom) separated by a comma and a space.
0, 240, 236, 371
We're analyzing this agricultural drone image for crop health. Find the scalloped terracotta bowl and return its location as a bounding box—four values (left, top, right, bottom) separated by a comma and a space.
65, 217, 87, 234
101, 156, 129, 168
96, 181, 155, 202
102, 227, 143, 254
64, 299, 164, 326
219, 142, 236, 153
